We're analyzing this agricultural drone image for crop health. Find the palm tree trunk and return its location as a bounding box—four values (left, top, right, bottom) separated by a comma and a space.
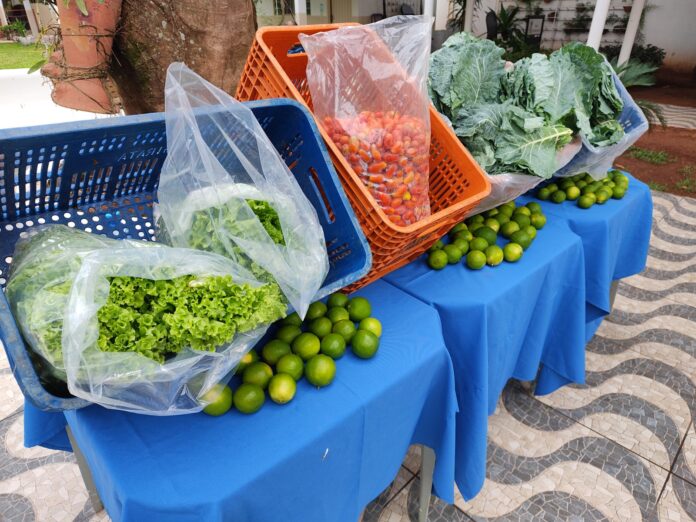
110, 0, 257, 114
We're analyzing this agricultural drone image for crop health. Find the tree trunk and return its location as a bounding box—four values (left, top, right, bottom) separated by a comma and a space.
110, 0, 256, 114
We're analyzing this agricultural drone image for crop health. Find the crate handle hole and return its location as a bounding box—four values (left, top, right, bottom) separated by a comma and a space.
308, 167, 335, 223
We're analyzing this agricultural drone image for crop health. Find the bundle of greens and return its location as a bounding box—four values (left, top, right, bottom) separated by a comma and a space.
97, 274, 286, 364
181, 198, 285, 284
429, 34, 626, 177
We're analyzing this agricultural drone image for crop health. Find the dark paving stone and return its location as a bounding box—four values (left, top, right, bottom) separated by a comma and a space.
606, 303, 696, 326
363, 467, 415, 522
485, 437, 660, 521
665, 471, 696, 520
0, 493, 35, 522
647, 244, 696, 263
652, 222, 696, 246
617, 280, 696, 302
588, 330, 696, 367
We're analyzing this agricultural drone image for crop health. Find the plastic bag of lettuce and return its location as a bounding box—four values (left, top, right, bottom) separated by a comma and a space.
156, 64, 329, 318
5, 225, 286, 414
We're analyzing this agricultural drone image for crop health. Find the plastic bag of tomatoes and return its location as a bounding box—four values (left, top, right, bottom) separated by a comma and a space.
301, 16, 432, 226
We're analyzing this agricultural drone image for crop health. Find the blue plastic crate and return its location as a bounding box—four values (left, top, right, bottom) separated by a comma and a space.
0, 98, 371, 412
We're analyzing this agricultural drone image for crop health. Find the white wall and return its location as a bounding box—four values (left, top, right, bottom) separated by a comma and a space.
641, 0, 696, 73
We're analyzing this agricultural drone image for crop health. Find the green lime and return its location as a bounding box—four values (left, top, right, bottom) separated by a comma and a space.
501, 221, 521, 239
469, 237, 489, 252
559, 179, 575, 190
242, 362, 273, 389
502, 201, 517, 211
485, 208, 499, 218
351, 330, 380, 359
292, 332, 321, 361
466, 250, 487, 270
614, 173, 629, 186
201, 384, 233, 416
428, 240, 444, 253
550, 190, 567, 204
469, 214, 485, 225
485, 245, 504, 267
546, 183, 559, 193
473, 226, 497, 246
513, 206, 531, 217
327, 306, 350, 323
268, 374, 296, 404
333, 320, 357, 343
468, 222, 484, 233
512, 214, 531, 228
575, 180, 588, 189
453, 238, 470, 255
450, 223, 468, 235
327, 292, 349, 308
427, 249, 448, 270
443, 244, 463, 264
537, 187, 551, 201
233, 383, 265, 414
577, 195, 595, 209
305, 354, 336, 387
498, 205, 514, 217
496, 213, 510, 226
524, 225, 537, 240
306, 301, 327, 320
484, 218, 501, 233
358, 317, 382, 338
530, 213, 546, 229
510, 230, 532, 250
261, 340, 291, 366
605, 180, 616, 188
452, 230, 474, 242
320, 333, 347, 359
309, 317, 333, 338
276, 353, 304, 381
584, 192, 597, 203
347, 296, 371, 321
281, 312, 302, 327
276, 325, 302, 345
581, 185, 596, 196
235, 349, 259, 375
305, 302, 328, 321
503, 242, 524, 262
596, 189, 611, 204
612, 186, 626, 199
526, 202, 542, 215
566, 186, 581, 201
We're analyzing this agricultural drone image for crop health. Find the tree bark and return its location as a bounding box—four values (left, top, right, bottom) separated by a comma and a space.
110, 0, 256, 114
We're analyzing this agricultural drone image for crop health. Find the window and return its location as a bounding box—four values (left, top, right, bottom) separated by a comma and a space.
306, 0, 311, 15
273, 0, 282, 15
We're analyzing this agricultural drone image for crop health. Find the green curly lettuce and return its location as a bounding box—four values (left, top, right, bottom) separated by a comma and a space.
97, 274, 286, 363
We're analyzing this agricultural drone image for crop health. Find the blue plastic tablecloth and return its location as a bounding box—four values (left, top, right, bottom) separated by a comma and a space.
383, 218, 587, 500
518, 173, 653, 339
57, 280, 457, 522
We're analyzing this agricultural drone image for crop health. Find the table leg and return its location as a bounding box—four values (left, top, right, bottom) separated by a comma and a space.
609, 280, 619, 311
66, 426, 104, 513
418, 445, 435, 522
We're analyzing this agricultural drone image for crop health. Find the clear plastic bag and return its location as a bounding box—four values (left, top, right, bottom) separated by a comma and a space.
157, 63, 329, 318
62, 239, 285, 415
5, 226, 119, 383
301, 16, 432, 227
554, 70, 648, 180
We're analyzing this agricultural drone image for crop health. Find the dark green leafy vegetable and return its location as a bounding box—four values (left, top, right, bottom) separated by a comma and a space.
97, 275, 286, 363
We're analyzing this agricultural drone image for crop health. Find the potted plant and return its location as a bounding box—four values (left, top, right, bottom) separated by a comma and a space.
41, 0, 122, 113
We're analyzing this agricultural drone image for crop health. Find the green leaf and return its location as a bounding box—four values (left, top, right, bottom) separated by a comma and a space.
27, 59, 46, 75
74, 0, 89, 16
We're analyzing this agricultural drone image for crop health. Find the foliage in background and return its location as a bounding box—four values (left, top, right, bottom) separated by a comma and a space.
1, 20, 27, 38
627, 147, 672, 165
447, 0, 480, 32
600, 43, 665, 68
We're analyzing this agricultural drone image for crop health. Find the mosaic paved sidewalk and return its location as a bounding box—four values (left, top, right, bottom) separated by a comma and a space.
1, 191, 695, 521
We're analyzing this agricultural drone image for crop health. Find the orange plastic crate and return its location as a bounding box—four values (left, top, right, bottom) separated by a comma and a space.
237, 24, 491, 289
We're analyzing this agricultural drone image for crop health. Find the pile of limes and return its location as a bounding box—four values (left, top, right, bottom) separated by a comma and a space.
426, 199, 547, 271
202, 292, 382, 416
536, 170, 629, 209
